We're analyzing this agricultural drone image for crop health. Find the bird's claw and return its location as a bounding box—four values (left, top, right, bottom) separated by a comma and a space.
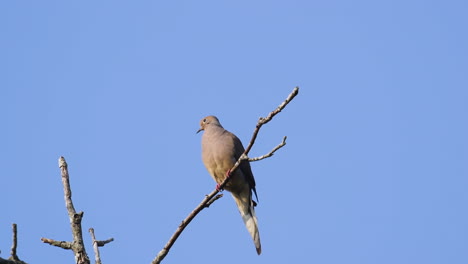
216, 169, 232, 192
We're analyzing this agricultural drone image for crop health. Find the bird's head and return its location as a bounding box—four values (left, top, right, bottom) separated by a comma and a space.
197, 115, 221, 133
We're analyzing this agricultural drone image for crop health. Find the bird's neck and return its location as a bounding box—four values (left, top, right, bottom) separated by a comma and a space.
205, 125, 225, 136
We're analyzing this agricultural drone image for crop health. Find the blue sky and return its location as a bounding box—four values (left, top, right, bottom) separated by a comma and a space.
1, 1, 467, 263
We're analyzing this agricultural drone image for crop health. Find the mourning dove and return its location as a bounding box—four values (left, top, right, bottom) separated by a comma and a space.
197, 115, 261, 255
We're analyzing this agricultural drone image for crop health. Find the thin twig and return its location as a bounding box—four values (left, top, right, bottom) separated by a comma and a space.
95, 238, 114, 247
205, 194, 223, 207
151, 86, 299, 264
41, 157, 90, 264
243, 86, 299, 155
249, 136, 287, 162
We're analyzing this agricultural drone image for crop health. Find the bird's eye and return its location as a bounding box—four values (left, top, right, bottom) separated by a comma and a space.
203, 118, 206, 123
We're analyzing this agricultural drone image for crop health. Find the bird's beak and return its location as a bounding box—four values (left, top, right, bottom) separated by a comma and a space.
196, 128, 203, 134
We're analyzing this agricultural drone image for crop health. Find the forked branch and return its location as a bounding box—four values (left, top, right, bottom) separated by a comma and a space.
89, 228, 114, 264
249, 136, 287, 162
41, 157, 90, 264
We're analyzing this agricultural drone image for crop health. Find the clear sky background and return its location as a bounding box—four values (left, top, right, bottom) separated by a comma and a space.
1, 1, 467, 263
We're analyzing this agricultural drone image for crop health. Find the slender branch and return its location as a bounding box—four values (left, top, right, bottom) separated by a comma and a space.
205, 194, 223, 207
40, 238, 73, 249
89, 228, 114, 264
41, 157, 90, 264
151, 86, 299, 264
89, 229, 101, 264
95, 238, 114, 247
249, 136, 287, 162
9, 224, 19, 261
60, 157, 77, 215
243, 86, 299, 155
0, 224, 27, 264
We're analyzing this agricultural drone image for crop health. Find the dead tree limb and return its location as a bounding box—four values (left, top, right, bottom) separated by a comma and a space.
205, 194, 223, 208
151, 86, 299, 264
0, 224, 27, 264
9, 224, 19, 261
89, 228, 114, 264
249, 136, 287, 162
41, 157, 90, 264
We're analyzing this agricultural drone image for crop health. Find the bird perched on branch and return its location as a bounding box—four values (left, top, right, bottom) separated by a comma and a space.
197, 115, 261, 255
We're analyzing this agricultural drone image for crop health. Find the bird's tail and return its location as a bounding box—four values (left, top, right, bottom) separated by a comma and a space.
232, 192, 262, 255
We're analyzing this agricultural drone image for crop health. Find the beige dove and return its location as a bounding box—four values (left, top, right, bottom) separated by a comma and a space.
197, 115, 261, 255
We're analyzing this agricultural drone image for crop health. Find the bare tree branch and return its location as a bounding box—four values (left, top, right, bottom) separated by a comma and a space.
89, 228, 114, 264
151, 86, 299, 264
9, 224, 19, 261
40, 238, 73, 249
89, 228, 101, 264
205, 194, 223, 207
249, 136, 287, 162
95, 238, 114, 247
41, 156, 90, 264
243, 87, 298, 155
0, 224, 27, 264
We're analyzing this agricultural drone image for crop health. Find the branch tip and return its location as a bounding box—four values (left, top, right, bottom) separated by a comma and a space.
58, 156, 67, 168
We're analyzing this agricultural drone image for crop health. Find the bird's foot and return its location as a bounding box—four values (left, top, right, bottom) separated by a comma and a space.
216, 170, 232, 192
